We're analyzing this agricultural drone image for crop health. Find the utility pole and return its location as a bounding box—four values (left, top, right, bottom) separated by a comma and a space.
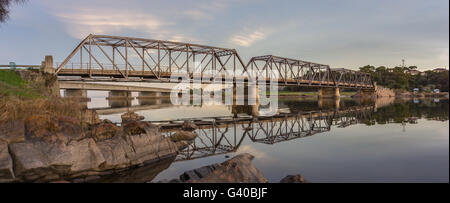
402, 59, 405, 68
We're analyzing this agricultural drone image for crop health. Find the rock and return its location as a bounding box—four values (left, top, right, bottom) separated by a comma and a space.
156, 178, 182, 183
95, 125, 178, 171
9, 138, 106, 182
89, 119, 121, 141
181, 120, 197, 131
180, 164, 220, 182
279, 174, 308, 183
170, 131, 197, 142
0, 120, 25, 144
8, 124, 179, 182
122, 121, 153, 136
174, 140, 191, 151
121, 111, 145, 123
0, 141, 15, 182
82, 109, 101, 125
49, 180, 71, 183
176, 153, 268, 183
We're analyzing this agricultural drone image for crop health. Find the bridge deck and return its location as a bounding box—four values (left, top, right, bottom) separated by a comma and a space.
58, 69, 374, 89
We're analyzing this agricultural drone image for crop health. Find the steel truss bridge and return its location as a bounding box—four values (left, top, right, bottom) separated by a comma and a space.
55, 34, 374, 89
160, 105, 374, 161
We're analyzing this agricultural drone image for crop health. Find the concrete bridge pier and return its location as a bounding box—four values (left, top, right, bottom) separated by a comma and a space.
318, 97, 341, 109
138, 92, 162, 98
64, 89, 87, 98
42, 55, 55, 74
318, 87, 340, 99
63, 89, 89, 109
108, 99, 132, 108
139, 98, 163, 106
108, 90, 132, 99
245, 82, 259, 106
107, 91, 133, 108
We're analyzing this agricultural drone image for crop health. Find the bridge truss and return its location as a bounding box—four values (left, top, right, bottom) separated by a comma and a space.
55, 34, 374, 89
55, 34, 247, 79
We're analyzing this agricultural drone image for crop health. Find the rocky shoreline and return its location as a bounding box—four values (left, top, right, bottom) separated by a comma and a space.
0, 109, 309, 183
0, 111, 197, 183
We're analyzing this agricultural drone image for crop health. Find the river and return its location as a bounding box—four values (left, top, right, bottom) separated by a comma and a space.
63, 90, 449, 183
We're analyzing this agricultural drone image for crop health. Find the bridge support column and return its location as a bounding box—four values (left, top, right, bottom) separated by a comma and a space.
232, 81, 245, 107
318, 87, 340, 99
245, 82, 259, 105
41, 55, 55, 74
335, 97, 341, 109
64, 89, 87, 98
63, 89, 88, 109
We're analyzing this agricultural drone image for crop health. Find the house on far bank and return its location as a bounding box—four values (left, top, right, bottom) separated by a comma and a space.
432, 68, 448, 73
406, 69, 421, 75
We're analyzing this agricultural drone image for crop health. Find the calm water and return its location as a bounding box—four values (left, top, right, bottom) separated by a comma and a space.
64, 90, 449, 183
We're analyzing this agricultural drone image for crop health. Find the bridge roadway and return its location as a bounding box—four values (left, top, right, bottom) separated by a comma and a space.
57, 69, 374, 89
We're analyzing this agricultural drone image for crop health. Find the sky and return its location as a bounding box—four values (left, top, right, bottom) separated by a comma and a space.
0, 0, 448, 71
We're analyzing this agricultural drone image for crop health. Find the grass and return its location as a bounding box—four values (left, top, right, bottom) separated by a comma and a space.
0, 96, 84, 124
0, 70, 42, 99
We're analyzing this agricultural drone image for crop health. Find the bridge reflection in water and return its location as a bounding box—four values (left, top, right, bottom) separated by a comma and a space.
62, 89, 392, 162
159, 104, 375, 162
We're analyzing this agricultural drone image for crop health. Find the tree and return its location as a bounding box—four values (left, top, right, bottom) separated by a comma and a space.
359, 65, 375, 74
0, 0, 26, 23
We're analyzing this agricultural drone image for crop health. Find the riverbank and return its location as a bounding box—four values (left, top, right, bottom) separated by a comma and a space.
0, 70, 198, 183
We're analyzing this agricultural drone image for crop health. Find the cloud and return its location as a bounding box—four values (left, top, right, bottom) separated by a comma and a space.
53, 8, 167, 39
184, 10, 210, 21
230, 31, 266, 47
183, 0, 230, 21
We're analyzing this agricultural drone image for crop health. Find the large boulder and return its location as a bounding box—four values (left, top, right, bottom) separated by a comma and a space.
170, 131, 197, 142
122, 121, 154, 136
181, 120, 198, 131
121, 111, 145, 123
172, 153, 268, 183
89, 119, 121, 141
279, 174, 309, 183
0, 141, 15, 183
9, 138, 105, 182
7, 121, 179, 182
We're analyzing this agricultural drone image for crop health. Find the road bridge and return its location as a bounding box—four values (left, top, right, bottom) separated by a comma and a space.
50, 34, 375, 98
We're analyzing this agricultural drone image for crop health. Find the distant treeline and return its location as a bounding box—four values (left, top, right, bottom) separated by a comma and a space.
359, 65, 449, 92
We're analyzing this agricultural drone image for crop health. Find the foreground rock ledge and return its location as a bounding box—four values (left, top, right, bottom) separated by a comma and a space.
0, 111, 197, 183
